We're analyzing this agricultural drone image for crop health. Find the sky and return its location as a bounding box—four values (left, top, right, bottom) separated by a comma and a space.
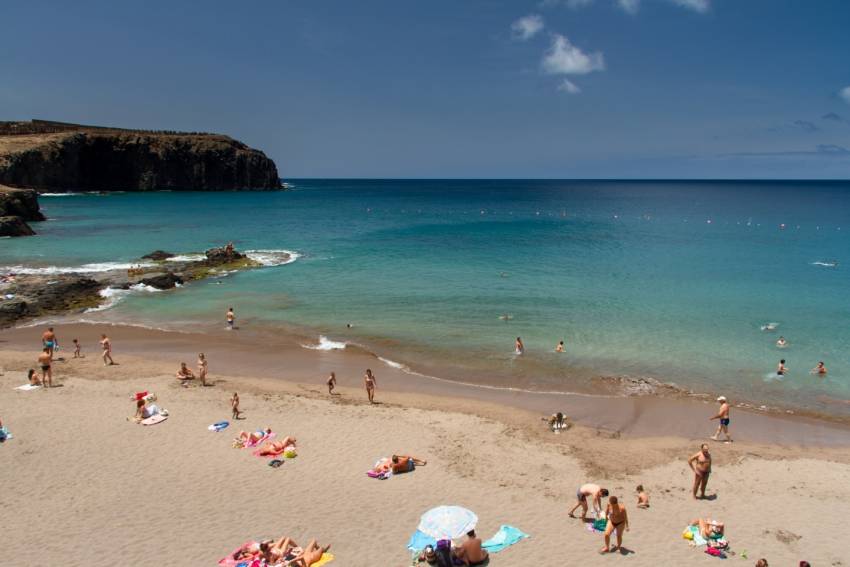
1, 0, 849, 179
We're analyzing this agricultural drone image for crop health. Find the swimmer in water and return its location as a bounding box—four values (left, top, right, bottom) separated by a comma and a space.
515, 337, 524, 355
811, 361, 827, 375
556, 340, 565, 353
776, 336, 787, 348
777, 359, 788, 376
761, 322, 778, 332
499, 314, 513, 321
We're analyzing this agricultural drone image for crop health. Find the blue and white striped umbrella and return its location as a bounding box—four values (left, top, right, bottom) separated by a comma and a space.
418, 506, 478, 540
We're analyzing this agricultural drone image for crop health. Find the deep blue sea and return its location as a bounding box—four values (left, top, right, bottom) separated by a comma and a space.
3, 180, 849, 417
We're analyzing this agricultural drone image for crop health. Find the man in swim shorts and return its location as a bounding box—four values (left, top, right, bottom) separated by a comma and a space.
569, 483, 609, 519
688, 443, 712, 499
37, 347, 52, 388
390, 454, 426, 474
226, 307, 235, 330
710, 396, 732, 442
42, 327, 57, 359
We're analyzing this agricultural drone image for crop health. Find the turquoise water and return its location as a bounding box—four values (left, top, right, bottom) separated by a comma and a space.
3, 180, 850, 416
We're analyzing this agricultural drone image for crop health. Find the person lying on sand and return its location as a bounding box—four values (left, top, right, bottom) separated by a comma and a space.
258, 537, 301, 564
453, 529, 488, 566
236, 428, 272, 445
390, 454, 426, 474
258, 437, 296, 457
636, 485, 650, 508
569, 484, 609, 519
175, 362, 195, 382
286, 539, 330, 567
690, 518, 724, 539
131, 399, 161, 422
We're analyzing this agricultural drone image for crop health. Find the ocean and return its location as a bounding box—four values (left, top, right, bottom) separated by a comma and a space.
3, 180, 849, 418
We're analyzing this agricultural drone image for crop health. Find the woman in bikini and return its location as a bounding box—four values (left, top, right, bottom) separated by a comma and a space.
601, 495, 629, 554
197, 353, 208, 386
237, 427, 272, 445
257, 436, 296, 456
100, 334, 114, 366
364, 369, 376, 403
287, 539, 331, 567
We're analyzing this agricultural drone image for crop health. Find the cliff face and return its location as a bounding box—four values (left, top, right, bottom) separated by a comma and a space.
0, 121, 282, 191
0, 185, 44, 236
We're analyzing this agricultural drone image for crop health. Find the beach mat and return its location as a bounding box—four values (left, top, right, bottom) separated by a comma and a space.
14, 384, 41, 391
141, 414, 168, 426
312, 553, 334, 566
218, 541, 259, 567
209, 421, 230, 432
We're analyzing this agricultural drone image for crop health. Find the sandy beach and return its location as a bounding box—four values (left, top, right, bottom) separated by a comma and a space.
2, 324, 848, 567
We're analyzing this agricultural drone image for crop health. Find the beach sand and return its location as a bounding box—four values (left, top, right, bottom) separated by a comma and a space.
1, 326, 849, 567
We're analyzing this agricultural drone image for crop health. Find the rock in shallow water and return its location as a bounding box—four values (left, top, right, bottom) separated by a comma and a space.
0, 215, 35, 237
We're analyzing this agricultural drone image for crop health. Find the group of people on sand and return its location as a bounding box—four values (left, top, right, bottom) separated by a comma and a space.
175, 354, 208, 386
568, 484, 631, 554
419, 530, 488, 566
29, 327, 115, 389
324, 369, 377, 403
231, 537, 330, 567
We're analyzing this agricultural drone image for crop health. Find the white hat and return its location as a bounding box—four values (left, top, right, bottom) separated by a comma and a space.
716, 396, 727, 402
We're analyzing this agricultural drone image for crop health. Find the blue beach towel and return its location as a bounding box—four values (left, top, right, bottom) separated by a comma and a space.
208, 421, 230, 432
407, 529, 437, 552
0, 426, 10, 442
482, 525, 529, 553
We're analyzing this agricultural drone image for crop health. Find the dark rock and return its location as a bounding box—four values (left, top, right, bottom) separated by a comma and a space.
205, 246, 246, 264
0, 121, 282, 191
141, 250, 175, 261
0, 185, 45, 221
0, 274, 102, 327
0, 215, 35, 237
139, 272, 183, 289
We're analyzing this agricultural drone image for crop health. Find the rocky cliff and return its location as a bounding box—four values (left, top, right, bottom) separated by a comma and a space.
0, 185, 45, 236
0, 120, 282, 192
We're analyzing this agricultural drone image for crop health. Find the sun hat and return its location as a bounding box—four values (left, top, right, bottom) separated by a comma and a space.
716, 396, 727, 402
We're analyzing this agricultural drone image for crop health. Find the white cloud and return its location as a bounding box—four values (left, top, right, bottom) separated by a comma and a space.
542, 34, 605, 75
669, 0, 710, 13
617, 0, 640, 14
557, 79, 582, 94
840, 86, 850, 105
511, 14, 545, 41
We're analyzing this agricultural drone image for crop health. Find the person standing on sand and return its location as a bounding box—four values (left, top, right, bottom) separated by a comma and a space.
569, 484, 609, 519
42, 327, 57, 359
100, 334, 114, 366
710, 396, 732, 442
601, 495, 629, 554
688, 443, 712, 499
197, 353, 208, 386
226, 307, 235, 330
364, 368, 376, 403
72, 339, 82, 358
327, 372, 337, 395
37, 347, 52, 387
231, 392, 242, 420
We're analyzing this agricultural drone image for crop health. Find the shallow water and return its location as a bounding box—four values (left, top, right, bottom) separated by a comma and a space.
3, 180, 849, 416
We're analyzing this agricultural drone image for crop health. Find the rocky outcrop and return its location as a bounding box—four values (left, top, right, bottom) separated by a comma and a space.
0, 275, 102, 327
141, 250, 175, 261
0, 185, 44, 236
139, 272, 183, 290
0, 120, 282, 192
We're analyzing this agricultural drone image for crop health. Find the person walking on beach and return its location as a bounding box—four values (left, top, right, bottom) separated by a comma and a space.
198, 353, 208, 386
226, 307, 235, 330
327, 372, 337, 395
710, 396, 732, 442
42, 327, 58, 359
515, 337, 524, 355
231, 392, 242, 420
688, 443, 712, 499
569, 483, 609, 519
37, 348, 52, 387
601, 495, 629, 554
364, 368, 376, 403
100, 334, 115, 366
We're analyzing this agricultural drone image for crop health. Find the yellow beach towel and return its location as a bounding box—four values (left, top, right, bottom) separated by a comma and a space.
313, 553, 334, 566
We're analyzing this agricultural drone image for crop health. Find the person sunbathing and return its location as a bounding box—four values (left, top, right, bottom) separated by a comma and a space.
132, 399, 161, 422
259, 537, 300, 564
286, 539, 330, 567
237, 427, 272, 445
391, 454, 427, 474
175, 362, 195, 382
258, 436, 296, 456
690, 518, 724, 539
232, 542, 260, 562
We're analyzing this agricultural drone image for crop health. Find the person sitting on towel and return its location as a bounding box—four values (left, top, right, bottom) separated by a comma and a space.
133, 399, 160, 422
391, 454, 427, 473
453, 530, 488, 566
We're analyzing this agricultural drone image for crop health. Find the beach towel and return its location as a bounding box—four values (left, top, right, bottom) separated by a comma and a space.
0, 427, 11, 442
209, 421, 230, 432
482, 525, 529, 553
591, 518, 608, 533
218, 541, 259, 567
407, 529, 437, 552
312, 553, 334, 566
141, 414, 168, 426
367, 470, 391, 480
683, 525, 708, 546
14, 384, 40, 391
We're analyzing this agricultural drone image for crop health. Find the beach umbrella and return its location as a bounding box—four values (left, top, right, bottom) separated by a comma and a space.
418, 506, 478, 540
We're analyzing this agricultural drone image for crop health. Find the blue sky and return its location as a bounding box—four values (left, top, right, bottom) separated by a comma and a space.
1, 0, 849, 178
